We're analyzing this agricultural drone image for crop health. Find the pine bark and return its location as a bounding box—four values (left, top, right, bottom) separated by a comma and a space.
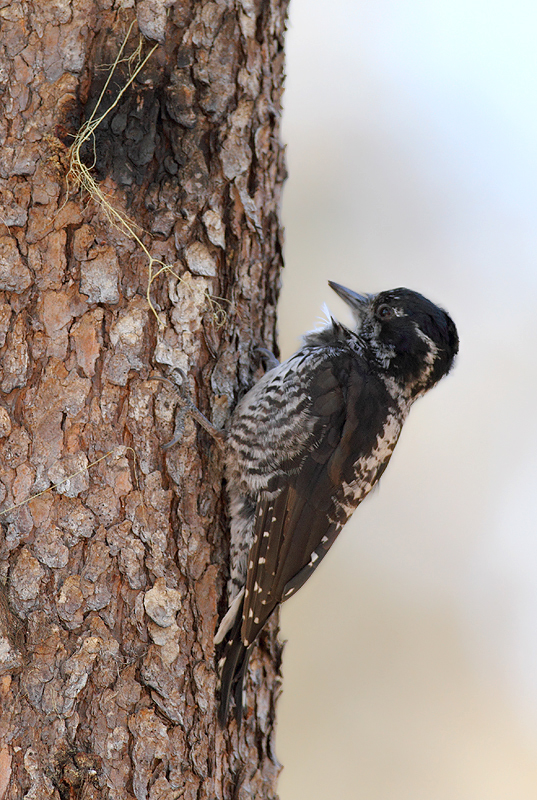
0, 2, 287, 798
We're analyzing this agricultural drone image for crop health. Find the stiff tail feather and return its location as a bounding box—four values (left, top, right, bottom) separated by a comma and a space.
217, 597, 252, 727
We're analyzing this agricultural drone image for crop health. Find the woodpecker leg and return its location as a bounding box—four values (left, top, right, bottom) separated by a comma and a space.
152, 371, 226, 450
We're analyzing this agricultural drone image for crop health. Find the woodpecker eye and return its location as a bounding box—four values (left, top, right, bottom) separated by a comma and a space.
376, 304, 394, 320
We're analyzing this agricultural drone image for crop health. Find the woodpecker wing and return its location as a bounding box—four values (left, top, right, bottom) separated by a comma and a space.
239, 349, 394, 647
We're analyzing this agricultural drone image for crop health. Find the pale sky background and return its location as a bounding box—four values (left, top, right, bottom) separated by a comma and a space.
276, 2, 537, 797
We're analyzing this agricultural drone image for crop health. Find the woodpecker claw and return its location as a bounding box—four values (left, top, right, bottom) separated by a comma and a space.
161, 431, 183, 451
254, 347, 280, 371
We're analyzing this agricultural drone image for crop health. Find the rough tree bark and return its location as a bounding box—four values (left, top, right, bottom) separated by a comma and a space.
0, 2, 287, 798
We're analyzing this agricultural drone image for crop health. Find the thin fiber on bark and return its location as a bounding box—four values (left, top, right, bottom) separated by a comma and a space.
0, 2, 287, 798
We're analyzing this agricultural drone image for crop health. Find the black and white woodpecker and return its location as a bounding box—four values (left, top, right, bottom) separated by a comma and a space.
211, 281, 458, 726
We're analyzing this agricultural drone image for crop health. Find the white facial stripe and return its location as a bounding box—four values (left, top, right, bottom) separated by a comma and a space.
412, 322, 439, 382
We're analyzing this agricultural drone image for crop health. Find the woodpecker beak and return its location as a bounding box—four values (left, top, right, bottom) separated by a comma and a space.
328, 282, 370, 315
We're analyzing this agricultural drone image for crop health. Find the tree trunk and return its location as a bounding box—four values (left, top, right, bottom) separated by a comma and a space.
0, 3, 287, 799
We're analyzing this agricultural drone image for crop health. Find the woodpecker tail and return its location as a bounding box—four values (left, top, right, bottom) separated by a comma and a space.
217, 597, 252, 727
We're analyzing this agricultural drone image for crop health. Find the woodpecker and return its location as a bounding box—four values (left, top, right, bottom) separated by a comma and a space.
214, 282, 459, 726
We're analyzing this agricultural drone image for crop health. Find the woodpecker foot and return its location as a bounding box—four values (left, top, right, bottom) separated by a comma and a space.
152, 371, 226, 450
255, 347, 280, 371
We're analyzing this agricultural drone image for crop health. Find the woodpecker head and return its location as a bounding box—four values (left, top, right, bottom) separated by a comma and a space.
329, 282, 459, 395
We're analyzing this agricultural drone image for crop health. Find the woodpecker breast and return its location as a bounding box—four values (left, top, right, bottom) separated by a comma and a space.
216, 283, 459, 725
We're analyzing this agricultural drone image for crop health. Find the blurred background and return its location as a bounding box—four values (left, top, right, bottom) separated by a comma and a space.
276, 1, 537, 797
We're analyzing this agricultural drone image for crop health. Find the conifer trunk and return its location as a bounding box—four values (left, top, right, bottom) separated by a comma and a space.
0, 3, 287, 798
